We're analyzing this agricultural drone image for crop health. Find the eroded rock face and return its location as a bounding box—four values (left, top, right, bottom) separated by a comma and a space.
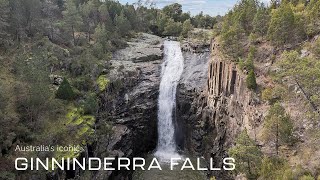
94, 33, 163, 179
113, 33, 163, 63
177, 39, 262, 179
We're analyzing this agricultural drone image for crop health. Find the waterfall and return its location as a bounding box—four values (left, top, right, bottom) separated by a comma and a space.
155, 41, 184, 162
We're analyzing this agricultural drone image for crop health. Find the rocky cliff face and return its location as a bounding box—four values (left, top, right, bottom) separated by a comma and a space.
177, 39, 264, 178
94, 33, 163, 179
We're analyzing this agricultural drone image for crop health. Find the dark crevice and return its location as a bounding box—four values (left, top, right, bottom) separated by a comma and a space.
230, 70, 237, 94
218, 62, 223, 95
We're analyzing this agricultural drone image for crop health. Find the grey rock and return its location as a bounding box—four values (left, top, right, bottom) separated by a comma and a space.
94, 33, 162, 179
113, 33, 163, 63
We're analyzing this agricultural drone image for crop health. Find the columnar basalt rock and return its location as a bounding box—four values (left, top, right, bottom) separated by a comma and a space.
177, 39, 263, 179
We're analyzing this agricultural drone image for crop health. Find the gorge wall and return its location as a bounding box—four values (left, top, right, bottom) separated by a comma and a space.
177, 39, 264, 178
92, 35, 265, 179
93, 33, 163, 179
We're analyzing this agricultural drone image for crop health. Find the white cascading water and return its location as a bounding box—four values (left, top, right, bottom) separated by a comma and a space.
155, 41, 184, 162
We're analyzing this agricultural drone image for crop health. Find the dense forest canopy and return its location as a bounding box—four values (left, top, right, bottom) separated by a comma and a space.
0, 0, 216, 48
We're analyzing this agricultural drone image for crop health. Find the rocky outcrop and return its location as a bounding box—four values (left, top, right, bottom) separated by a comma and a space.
177, 39, 264, 179
181, 41, 210, 53
113, 33, 163, 63
94, 33, 163, 179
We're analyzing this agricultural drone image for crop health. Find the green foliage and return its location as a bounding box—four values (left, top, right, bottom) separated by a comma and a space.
97, 75, 109, 91
277, 50, 320, 107
82, 93, 98, 115
300, 175, 316, 180
267, 4, 295, 46
311, 37, 320, 58
252, 6, 270, 37
260, 156, 289, 179
98, 3, 114, 32
56, 78, 76, 100
262, 85, 286, 104
246, 70, 257, 90
259, 157, 315, 180
164, 18, 182, 36
181, 19, 193, 38
66, 107, 95, 144
0, 0, 9, 46
262, 102, 293, 155
62, 0, 83, 45
305, 0, 320, 36
192, 12, 217, 28
240, 46, 255, 71
94, 23, 110, 53
233, 0, 259, 34
221, 23, 244, 59
162, 3, 182, 22
229, 129, 262, 179
115, 10, 132, 37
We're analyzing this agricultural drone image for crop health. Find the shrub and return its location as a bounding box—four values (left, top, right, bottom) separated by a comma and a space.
82, 93, 98, 115
97, 75, 109, 92
262, 86, 286, 104
56, 78, 76, 100
247, 70, 257, 90
72, 76, 93, 92
312, 38, 320, 58
260, 156, 287, 179
300, 175, 315, 180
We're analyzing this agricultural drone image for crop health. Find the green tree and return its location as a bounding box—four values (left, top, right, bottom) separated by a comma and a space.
246, 70, 257, 90
156, 13, 170, 35
277, 50, 320, 109
0, 0, 9, 46
181, 19, 193, 38
260, 156, 288, 179
262, 102, 293, 155
94, 23, 110, 54
115, 10, 132, 37
123, 4, 138, 30
162, 3, 182, 22
98, 3, 114, 32
8, 0, 42, 40
240, 46, 255, 71
180, 12, 191, 22
234, 0, 259, 34
306, 0, 320, 36
56, 78, 76, 100
163, 18, 182, 36
192, 12, 204, 28
79, 0, 96, 42
221, 23, 244, 59
229, 129, 262, 179
62, 0, 83, 45
267, 4, 295, 46
252, 5, 270, 37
